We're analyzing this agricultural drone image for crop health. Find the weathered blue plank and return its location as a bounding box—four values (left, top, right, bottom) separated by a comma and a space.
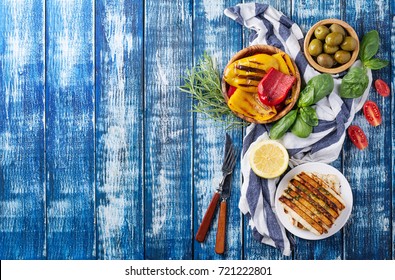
240, 0, 293, 260
95, 0, 144, 259
343, 0, 392, 260
0, 0, 45, 259
192, 0, 243, 260
45, 0, 95, 259
144, 0, 193, 259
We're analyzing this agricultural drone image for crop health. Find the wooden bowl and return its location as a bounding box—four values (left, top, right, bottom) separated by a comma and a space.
304, 19, 359, 74
221, 45, 301, 124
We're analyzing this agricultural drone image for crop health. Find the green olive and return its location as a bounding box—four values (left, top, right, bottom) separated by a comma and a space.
325, 32, 344, 46
323, 43, 339, 54
316, 53, 335, 68
341, 36, 357, 51
314, 25, 330, 40
329, 23, 346, 36
308, 39, 323, 56
334, 50, 351, 64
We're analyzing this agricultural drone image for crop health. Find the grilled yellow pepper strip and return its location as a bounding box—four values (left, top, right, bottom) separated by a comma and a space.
272, 52, 297, 105
272, 52, 290, 75
228, 88, 277, 121
224, 54, 279, 93
283, 53, 296, 76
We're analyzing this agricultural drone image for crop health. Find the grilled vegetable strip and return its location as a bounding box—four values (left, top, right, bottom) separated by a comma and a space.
257, 68, 296, 106
280, 204, 321, 235
282, 192, 329, 231
223, 54, 279, 93
295, 175, 339, 212
283, 53, 296, 76
227, 89, 277, 121
289, 180, 336, 222
299, 172, 345, 210
291, 179, 339, 219
310, 173, 346, 208
279, 196, 326, 235
272, 53, 290, 75
285, 187, 333, 228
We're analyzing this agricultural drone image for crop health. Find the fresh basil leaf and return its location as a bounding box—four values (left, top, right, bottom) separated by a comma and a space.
291, 113, 313, 138
364, 58, 389, 70
310, 73, 334, 103
269, 109, 298, 140
300, 106, 319, 126
297, 74, 334, 108
360, 30, 379, 63
339, 67, 369, 98
297, 84, 315, 107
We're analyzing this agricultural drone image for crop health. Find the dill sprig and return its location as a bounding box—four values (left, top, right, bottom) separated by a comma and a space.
179, 52, 247, 129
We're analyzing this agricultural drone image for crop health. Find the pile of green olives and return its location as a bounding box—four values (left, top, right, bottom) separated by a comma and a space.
308, 23, 357, 68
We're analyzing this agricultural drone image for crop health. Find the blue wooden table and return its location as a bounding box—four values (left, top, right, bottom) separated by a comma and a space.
0, 0, 393, 260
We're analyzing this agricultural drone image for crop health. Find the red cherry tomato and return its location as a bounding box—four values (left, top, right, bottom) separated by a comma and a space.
374, 79, 390, 97
363, 100, 382, 127
347, 125, 368, 150
228, 86, 237, 98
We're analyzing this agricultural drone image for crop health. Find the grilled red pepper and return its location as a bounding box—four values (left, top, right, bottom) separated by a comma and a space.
257, 68, 296, 106
228, 86, 237, 98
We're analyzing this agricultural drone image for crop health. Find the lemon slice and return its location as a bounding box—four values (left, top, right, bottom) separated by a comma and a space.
249, 140, 289, 178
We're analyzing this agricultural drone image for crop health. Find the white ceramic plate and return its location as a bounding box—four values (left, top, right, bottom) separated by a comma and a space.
274, 162, 353, 240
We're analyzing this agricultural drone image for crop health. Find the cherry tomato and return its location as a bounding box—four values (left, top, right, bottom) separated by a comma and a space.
347, 125, 368, 150
363, 100, 382, 127
228, 86, 237, 98
374, 79, 390, 97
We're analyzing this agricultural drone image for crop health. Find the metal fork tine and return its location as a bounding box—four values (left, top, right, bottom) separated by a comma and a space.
222, 146, 233, 170
229, 149, 237, 169
223, 146, 237, 173
223, 145, 232, 162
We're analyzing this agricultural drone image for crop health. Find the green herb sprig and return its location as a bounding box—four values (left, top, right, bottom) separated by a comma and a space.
179, 52, 246, 129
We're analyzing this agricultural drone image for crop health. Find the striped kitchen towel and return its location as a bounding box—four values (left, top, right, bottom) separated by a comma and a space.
224, 3, 372, 256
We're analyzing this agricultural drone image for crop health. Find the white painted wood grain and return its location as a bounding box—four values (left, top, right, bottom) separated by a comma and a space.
144, 0, 193, 259
0, 0, 45, 259
45, 0, 95, 259
95, 0, 144, 259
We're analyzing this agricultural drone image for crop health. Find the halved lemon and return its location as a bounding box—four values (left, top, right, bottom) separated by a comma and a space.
249, 140, 289, 179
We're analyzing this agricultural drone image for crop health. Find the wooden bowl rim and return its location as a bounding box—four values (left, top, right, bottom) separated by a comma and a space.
304, 18, 360, 74
221, 45, 301, 124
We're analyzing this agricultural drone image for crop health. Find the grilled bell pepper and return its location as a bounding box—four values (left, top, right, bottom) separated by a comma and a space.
272, 53, 290, 75
283, 53, 296, 76
257, 68, 296, 106
224, 54, 279, 93
228, 88, 277, 121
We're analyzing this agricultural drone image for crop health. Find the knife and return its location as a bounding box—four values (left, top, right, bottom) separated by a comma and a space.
195, 134, 234, 243
215, 171, 232, 254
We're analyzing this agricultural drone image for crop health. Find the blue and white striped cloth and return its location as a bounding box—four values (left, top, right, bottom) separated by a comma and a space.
224, 3, 372, 256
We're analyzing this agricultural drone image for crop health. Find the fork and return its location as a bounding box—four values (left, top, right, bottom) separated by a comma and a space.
219, 146, 237, 190
195, 142, 237, 243
215, 146, 237, 254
